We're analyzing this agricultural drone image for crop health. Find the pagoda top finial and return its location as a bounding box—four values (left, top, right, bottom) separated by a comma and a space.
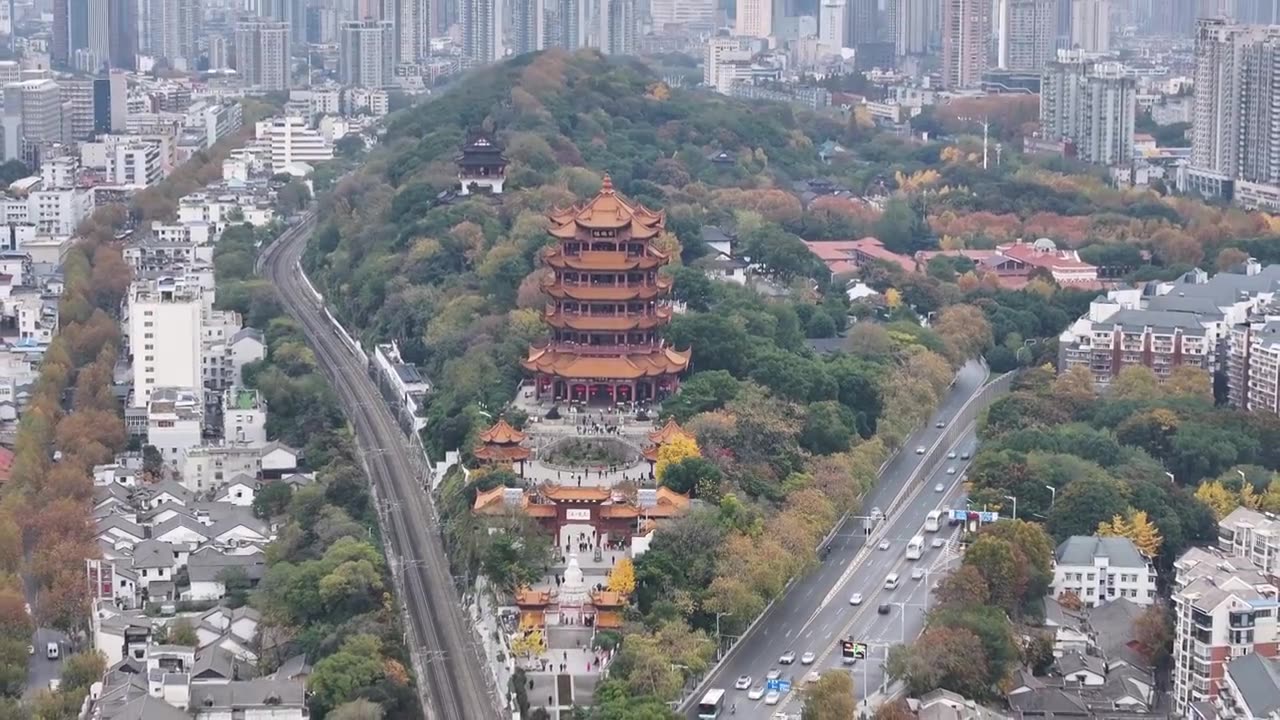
600, 174, 614, 194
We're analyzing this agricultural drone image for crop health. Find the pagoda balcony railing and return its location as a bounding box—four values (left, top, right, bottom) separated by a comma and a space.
548, 305, 669, 319
554, 280, 660, 289
560, 249, 648, 259
547, 341, 661, 356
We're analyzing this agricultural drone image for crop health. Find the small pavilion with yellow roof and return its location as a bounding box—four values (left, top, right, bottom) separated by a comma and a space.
472, 417, 532, 474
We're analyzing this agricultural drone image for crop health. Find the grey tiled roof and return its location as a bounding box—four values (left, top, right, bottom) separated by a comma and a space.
1055, 536, 1147, 568
1094, 308, 1210, 335
1227, 652, 1280, 717
189, 678, 305, 709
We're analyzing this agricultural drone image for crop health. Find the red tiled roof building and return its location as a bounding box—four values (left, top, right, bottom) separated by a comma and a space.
523, 175, 690, 403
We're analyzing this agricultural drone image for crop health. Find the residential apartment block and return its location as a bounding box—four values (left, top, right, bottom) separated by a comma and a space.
1172, 547, 1280, 716
127, 275, 204, 408
263, 116, 334, 174
1218, 652, 1280, 718
1185, 19, 1280, 208
941, 0, 990, 89
997, 0, 1055, 72
1219, 507, 1280, 586
1040, 51, 1136, 167
1059, 262, 1280, 389
1051, 536, 1157, 608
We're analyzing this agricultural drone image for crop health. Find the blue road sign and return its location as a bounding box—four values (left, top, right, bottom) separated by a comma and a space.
767, 679, 780, 690
778, 680, 792, 693
948, 509, 1000, 523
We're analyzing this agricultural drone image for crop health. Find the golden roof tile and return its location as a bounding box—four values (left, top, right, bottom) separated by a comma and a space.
477, 418, 526, 444
473, 444, 532, 462
648, 418, 693, 445
521, 346, 692, 380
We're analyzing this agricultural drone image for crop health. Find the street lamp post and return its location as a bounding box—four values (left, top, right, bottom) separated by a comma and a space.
714, 613, 732, 660
890, 602, 929, 643
1004, 495, 1018, 521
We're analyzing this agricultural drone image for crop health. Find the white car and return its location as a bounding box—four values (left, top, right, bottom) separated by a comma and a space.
946, 467, 957, 475
911, 567, 926, 580
779, 651, 796, 665
805, 671, 821, 685
935, 420, 946, 428
947, 451, 957, 459
765, 690, 782, 705
735, 675, 752, 690
766, 668, 782, 681
849, 592, 863, 605
915, 446, 926, 454
748, 686, 765, 700
934, 483, 944, 493
931, 538, 945, 549
878, 539, 890, 551
801, 652, 816, 665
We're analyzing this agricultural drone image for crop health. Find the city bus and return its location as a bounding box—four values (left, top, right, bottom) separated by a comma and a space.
905, 535, 925, 560
697, 688, 726, 719
925, 509, 943, 533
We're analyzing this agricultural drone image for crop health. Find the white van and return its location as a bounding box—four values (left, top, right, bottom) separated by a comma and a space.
46, 642, 58, 660
884, 572, 900, 590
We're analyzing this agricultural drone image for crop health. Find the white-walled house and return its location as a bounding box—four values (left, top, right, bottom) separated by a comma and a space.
213, 477, 256, 507
261, 442, 299, 477
1051, 536, 1157, 607
130, 540, 186, 592
185, 548, 266, 602
179, 444, 262, 494
151, 515, 210, 545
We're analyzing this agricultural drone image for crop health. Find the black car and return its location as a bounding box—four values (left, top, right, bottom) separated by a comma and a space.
877, 604, 891, 615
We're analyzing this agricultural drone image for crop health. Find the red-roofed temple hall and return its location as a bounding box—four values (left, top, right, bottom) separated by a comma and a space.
522, 175, 690, 404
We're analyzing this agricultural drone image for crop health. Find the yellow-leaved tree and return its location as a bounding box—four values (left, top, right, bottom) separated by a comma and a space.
607, 557, 636, 596
1195, 480, 1239, 521
1126, 511, 1164, 558
1096, 514, 1132, 539
1242, 483, 1262, 510
1261, 477, 1280, 514
655, 435, 699, 481
1098, 510, 1165, 557
511, 629, 546, 659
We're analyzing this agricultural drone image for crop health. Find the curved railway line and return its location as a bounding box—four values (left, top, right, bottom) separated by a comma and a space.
261, 212, 497, 720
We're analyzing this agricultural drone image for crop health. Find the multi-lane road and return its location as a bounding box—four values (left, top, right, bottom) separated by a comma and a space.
684, 362, 989, 719
260, 213, 496, 720
762, 432, 977, 717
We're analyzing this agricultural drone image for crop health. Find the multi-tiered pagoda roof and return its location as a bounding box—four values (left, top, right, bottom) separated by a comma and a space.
522, 176, 690, 404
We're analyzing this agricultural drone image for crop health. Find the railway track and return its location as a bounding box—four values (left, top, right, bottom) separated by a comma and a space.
261, 213, 497, 720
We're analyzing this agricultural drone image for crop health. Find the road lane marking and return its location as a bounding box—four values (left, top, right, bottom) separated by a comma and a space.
769, 457, 977, 714
693, 417, 985, 714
